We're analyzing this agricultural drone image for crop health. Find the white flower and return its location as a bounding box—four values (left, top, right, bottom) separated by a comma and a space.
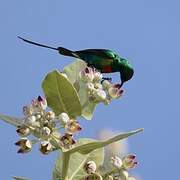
119, 169, 129, 180
110, 156, 123, 169
102, 80, 111, 89
86, 83, 95, 93
41, 127, 51, 137
79, 67, 94, 82
122, 154, 137, 169
65, 119, 82, 134
95, 89, 107, 101
45, 111, 55, 121
25, 115, 36, 125
108, 84, 124, 99
83, 161, 97, 174
31, 96, 47, 113
93, 71, 103, 82
94, 83, 103, 90
58, 112, 70, 124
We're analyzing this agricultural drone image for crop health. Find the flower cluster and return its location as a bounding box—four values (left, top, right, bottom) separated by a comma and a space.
83, 154, 138, 179
110, 154, 138, 179
79, 67, 124, 105
15, 96, 82, 154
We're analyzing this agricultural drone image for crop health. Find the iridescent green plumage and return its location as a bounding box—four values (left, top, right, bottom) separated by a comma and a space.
18, 36, 134, 87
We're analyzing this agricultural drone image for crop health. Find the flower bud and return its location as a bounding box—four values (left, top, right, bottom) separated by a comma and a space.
110, 156, 123, 169
122, 154, 138, 169
58, 112, 70, 124
65, 120, 82, 134
83, 161, 97, 174
23, 106, 32, 116
86, 83, 95, 93
95, 89, 107, 101
45, 111, 55, 121
41, 127, 51, 137
84, 173, 102, 180
35, 114, 42, 120
79, 67, 94, 82
16, 125, 30, 137
101, 80, 111, 89
15, 138, 32, 153
39, 141, 52, 155
93, 71, 102, 82
25, 115, 36, 126
108, 84, 124, 99
31, 96, 47, 113
37, 96, 47, 110
119, 169, 129, 180
60, 133, 76, 148
94, 83, 103, 90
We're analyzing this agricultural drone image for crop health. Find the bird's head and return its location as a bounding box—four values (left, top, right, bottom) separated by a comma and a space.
119, 58, 134, 86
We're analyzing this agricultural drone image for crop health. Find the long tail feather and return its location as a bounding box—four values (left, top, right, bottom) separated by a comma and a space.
17, 36, 58, 51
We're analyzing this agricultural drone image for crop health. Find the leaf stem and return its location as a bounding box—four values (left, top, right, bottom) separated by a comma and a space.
61, 152, 71, 180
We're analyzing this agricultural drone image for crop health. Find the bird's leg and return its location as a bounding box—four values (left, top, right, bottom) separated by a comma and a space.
102, 77, 112, 81
101, 77, 112, 84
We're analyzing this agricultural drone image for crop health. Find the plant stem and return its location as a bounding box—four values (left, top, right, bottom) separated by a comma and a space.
61, 151, 70, 180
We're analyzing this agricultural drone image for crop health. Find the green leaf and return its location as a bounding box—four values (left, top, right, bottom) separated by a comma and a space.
63, 60, 96, 120
69, 128, 143, 154
42, 70, 81, 118
53, 138, 104, 180
63, 59, 87, 84
13, 176, 29, 180
0, 114, 22, 127
78, 82, 96, 120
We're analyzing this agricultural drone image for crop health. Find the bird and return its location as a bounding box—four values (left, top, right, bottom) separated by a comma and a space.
18, 36, 134, 88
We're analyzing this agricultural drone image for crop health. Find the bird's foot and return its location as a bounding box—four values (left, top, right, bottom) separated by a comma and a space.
101, 77, 112, 83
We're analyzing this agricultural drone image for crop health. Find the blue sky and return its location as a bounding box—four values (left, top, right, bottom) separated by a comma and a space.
0, 0, 179, 179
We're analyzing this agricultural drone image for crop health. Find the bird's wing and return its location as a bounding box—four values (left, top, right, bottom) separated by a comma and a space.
75, 49, 116, 59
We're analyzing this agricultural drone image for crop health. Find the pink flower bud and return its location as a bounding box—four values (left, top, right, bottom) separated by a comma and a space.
110, 156, 123, 169
83, 161, 97, 174
59, 133, 76, 149
23, 106, 32, 116
31, 96, 47, 113
122, 154, 138, 169
108, 84, 124, 99
79, 67, 94, 82
93, 71, 102, 82
65, 120, 82, 134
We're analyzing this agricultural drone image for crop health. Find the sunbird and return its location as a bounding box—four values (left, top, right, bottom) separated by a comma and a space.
18, 36, 134, 88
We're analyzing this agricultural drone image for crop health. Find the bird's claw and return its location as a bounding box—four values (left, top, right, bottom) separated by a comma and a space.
101, 77, 112, 83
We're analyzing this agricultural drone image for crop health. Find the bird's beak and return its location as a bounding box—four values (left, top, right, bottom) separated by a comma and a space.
119, 81, 124, 88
